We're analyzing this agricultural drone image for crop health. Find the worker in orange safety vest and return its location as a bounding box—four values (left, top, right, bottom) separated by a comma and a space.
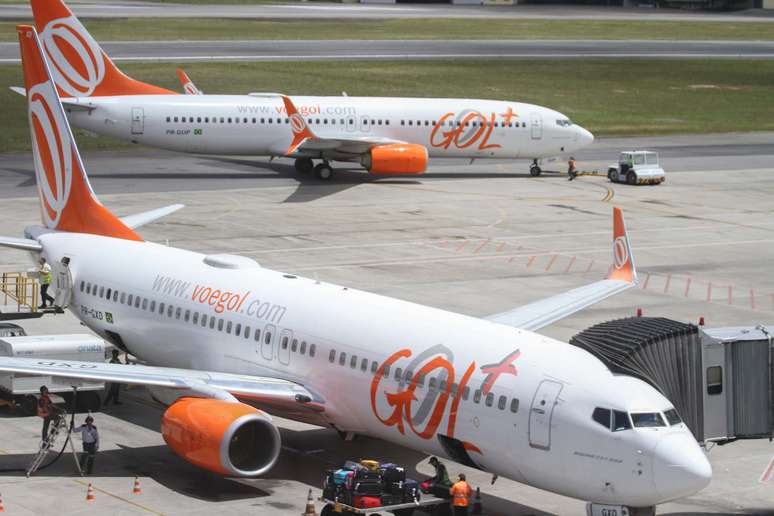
449, 473, 473, 515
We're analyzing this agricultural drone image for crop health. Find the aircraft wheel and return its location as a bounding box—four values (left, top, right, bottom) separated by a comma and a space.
294, 158, 314, 174
315, 163, 333, 180
626, 171, 637, 185
529, 165, 542, 177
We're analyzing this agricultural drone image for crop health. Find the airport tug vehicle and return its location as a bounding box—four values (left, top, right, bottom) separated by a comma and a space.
608, 151, 665, 185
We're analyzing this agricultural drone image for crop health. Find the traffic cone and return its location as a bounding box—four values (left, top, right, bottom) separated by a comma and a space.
86, 482, 95, 502
301, 488, 317, 516
0, 491, 5, 512
132, 476, 142, 494
471, 486, 483, 515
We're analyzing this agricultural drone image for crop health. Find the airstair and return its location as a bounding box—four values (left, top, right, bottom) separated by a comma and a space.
570, 317, 774, 444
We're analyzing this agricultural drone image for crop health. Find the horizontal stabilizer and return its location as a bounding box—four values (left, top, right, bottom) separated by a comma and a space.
120, 204, 184, 230
0, 236, 42, 252
9, 86, 25, 96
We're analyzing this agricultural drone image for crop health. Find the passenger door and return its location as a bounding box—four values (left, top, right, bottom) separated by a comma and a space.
261, 324, 276, 362
278, 329, 292, 366
528, 380, 563, 450
530, 112, 542, 140
131, 107, 144, 135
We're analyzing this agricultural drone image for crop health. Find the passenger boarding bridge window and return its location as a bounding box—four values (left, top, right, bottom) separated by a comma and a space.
339, 352, 347, 366
329, 350, 336, 363
631, 412, 666, 428
664, 408, 682, 425
707, 366, 723, 395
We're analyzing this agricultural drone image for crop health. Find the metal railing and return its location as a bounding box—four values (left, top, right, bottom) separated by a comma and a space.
1, 272, 39, 312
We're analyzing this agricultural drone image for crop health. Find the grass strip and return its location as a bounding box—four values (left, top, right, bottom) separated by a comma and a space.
0, 18, 773, 42
1, 59, 773, 153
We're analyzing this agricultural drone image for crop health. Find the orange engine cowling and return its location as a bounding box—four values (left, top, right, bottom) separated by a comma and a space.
161, 397, 281, 477
362, 144, 428, 175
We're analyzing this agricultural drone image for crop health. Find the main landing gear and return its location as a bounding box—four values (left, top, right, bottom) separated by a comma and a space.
529, 159, 542, 177
294, 158, 333, 180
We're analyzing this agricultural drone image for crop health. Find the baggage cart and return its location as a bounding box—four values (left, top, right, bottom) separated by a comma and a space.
319, 495, 450, 516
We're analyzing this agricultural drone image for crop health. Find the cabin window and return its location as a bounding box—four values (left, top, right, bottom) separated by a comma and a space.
218, 319, 224, 331
291, 339, 298, 352
252, 118, 257, 124
175, 307, 181, 319
300, 341, 307, 355
105, 288, 111, 300
166, 116, 171, 123
282, 336, 289, 350
192, 311, 198, 324
244, 325, 250, 338
329, 349, 336, 363
339, 352, 347, 366
79, 281, 84, 292
174, 117, 179, 122
498, 395, 507, 410
227, 117, 232, 123
201, 314, 207, 327
99, 286, 105, 298
394, 367, 402, 381
462, 386, 470, 400
243, 117, 248, 123
613, 410, 631, 431
474, 389, 481, 404
439, 380, 447, 392
592, 407, 611, 429
254, 328, 261, 341
205, 117, 209, 123
485, 392, 494, 407
428, 377, 437, 390
309, 343, 316, 357
264, 331, 272, 344
149, 300, 155, 311
510, 398, 519, 413
142, 298, 148, 310
158, 301, 164, 314
350, 355, 358, 369
371, 361, 378, 373
197, 117, 201, 123
383, 365, 391, 377
235, 323, 241, 336
135, 296, 141, 308
209, 317, 215, 329
127, 293, 134, 306
226, 321, 232, 334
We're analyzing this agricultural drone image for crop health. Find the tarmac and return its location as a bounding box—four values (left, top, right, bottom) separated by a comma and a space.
3, 40, 774, 63
0, 132, 773, 515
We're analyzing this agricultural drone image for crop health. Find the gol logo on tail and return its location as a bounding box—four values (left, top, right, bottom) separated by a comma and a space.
40, 16, 105, 96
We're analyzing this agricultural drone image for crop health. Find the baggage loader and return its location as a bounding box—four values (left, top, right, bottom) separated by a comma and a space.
319, 494, 450, 516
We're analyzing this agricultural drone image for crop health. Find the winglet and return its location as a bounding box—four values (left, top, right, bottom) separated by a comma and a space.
18, 25, 142, 242
176, 69, 202, 95
607, 207, 637, 284
30, 0, 175, 97
281, 95, 316, 155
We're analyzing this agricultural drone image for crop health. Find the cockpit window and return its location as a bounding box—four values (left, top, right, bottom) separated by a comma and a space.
613, 410, 631, 431
592, 407, 611, 429
631, 412, 666, 428
664, 408, 682, 426
555, 119, 573, 127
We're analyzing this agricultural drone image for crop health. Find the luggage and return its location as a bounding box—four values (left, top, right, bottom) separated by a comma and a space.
430, 483, 452, 499
384, 480, 404, 495
353, 479, 382, 496
380, 493, 403, 506
351, 495, 382, 509
333, 468, 354, 488
381, 465, 406, 484
419, 479, 432, 494
354, 468, 381, 482
403, 479, 421, 502
359, 459, 380, 471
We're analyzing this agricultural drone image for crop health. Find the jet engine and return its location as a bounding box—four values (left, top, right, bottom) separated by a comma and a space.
161, 397, 281, 477
361, 144, 428, 175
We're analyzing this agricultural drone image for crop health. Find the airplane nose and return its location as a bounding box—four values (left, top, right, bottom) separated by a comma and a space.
652, 433, 712, 501
577, 126, 594, 147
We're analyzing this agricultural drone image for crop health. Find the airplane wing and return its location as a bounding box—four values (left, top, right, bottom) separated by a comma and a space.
0, 236, 42, 252
0, 357, 323, 410
485, 207, 638, 332
280, 95, 406, 158
10, 86, 94, 112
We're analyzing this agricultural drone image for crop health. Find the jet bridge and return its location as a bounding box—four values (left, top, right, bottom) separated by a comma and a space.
570, 316, 774, 444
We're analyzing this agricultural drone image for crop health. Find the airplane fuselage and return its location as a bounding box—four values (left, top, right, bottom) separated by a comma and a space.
28, 228, 707, 508
64, 95, 593, 160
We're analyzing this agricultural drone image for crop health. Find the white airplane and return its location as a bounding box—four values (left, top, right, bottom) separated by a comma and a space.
1, 25, 709, 515
16, 0, 594, 180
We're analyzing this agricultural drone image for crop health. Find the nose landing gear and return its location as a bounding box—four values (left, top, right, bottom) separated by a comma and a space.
530, 159, 542, 177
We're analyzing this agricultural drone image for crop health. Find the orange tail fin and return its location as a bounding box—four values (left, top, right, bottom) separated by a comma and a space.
608, 206, 636, 283
19, 25, 142, 242
30, 0, 175, 97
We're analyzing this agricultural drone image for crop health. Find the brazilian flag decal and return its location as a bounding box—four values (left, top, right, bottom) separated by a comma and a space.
194, 128, 203, 136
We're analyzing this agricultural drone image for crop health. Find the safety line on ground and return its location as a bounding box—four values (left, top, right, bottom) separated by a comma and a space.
73, 479, 165, 515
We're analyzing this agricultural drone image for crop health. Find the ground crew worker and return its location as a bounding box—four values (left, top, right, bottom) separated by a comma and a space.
567, 156, 578, 181
425, 456, 452, 495
103, 349, 124, 406
37, 385, 61, 442
72, 416, 99, 475
37, 257, 55, 309
450, 473, 473, 515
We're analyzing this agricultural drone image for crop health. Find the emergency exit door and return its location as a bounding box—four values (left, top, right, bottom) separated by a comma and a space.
529, 380, 563, 450
131, 107, 144, 135
261, 324, 276, 361
530, 113, 542, 140
53, 257, 73, 308
278, 329, 292, 366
